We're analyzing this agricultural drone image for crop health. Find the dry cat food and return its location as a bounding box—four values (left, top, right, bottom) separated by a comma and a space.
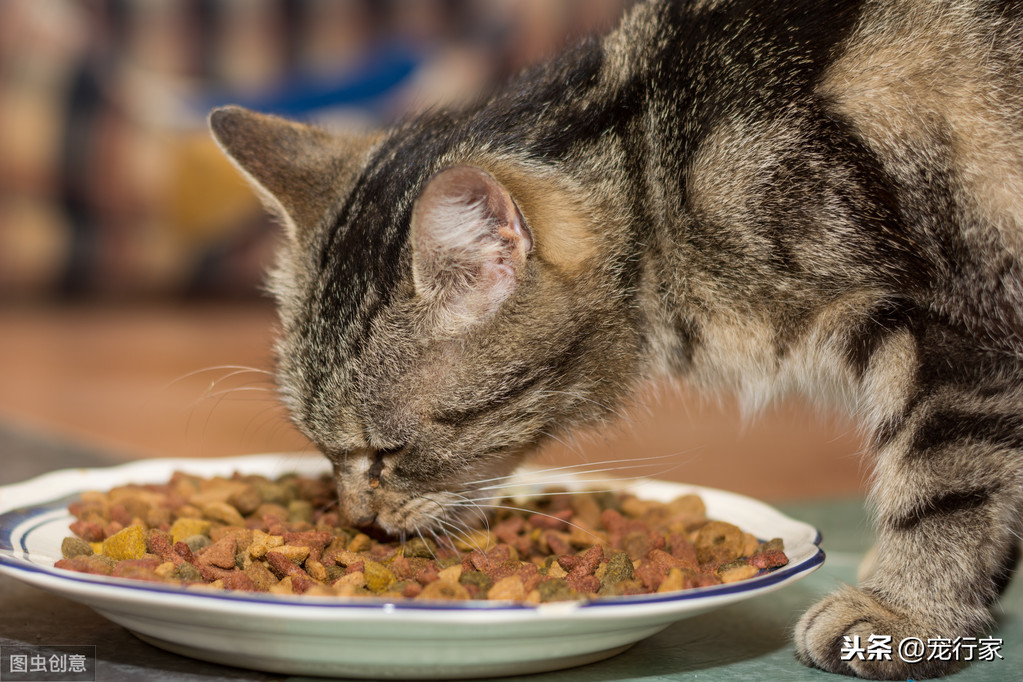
55, 471, 788, 603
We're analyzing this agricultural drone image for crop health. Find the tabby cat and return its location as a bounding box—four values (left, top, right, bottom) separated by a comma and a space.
209, 0, 1023, 677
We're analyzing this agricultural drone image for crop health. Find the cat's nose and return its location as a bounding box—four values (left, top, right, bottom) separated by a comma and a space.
367, 446, 402, 488
349, 511, 378, 527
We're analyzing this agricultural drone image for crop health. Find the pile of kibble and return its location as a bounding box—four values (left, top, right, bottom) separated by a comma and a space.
55, 470, 788, 602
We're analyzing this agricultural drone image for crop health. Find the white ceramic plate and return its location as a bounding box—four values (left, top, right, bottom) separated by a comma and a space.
0, 454, 823, 679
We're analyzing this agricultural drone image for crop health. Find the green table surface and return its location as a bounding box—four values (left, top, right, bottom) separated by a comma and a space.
0, 424, 1019, 680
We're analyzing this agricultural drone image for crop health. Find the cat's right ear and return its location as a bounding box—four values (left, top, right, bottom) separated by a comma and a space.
208, 106, 375, 243
411, 166, 533, 331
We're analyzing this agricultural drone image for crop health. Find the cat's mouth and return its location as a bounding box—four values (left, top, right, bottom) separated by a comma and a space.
329, 445, 522, 539
337, 483, 489, 540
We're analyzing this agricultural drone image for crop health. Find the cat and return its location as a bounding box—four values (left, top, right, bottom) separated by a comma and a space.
209, 0, 1023, 678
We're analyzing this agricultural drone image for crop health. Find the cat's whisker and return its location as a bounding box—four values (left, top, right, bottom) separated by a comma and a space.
454, 488, 624, 503
456, 502, 603, 545
535, 429, 587, 458
195, 386, 277, 402
417, 498, 482, 548
430, 529, 458, 554
162, 365, 274, 393
458, 452, 681, 488
535, 389, 631, 423
444, 491, 491, 533
414, 527, 439, 561
465, 460, 686, 494
422, 512, 480, 552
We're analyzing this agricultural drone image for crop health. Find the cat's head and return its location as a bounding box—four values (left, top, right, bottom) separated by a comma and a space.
209, 106, 637, 537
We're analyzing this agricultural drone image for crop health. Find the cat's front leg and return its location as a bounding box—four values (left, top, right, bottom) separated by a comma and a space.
795, 387, 1022, 679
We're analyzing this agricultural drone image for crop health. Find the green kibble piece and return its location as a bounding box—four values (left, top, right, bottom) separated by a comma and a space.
401, 536, 436, 559
256, 481, 291, 506
61, 536, 94, 559
228, 486, 262, 515
235, 551, 248, 569
434, 555, 461, 570
288, 500, 313, 524
255, 480, 288, 507
600, 551, 634, 589
174, 563, 202, 582
538, 578, 576, 602
183, 534, 211, 553
459, 570, 492, 594
323, 564, 344, 582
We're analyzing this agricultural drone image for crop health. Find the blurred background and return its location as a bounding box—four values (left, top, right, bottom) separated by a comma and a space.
0, 0, 866, 501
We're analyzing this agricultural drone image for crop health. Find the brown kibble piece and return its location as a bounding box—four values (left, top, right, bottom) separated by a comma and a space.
693, 521, 746, 564
198, 536, 237, 570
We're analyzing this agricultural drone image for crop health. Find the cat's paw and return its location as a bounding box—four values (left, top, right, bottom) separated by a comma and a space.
794, 586, 961, 680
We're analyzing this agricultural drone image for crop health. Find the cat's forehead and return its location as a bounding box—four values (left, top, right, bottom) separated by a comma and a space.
311, 122, 458, 303
291, 136, 430, 354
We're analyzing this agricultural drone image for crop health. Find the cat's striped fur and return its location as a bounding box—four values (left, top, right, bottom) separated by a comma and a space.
210, 0, 1023, 677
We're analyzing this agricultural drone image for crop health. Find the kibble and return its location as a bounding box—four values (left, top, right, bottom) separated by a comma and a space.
55, 469, 788, 603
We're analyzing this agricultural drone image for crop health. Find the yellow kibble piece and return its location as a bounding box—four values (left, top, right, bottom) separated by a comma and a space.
202, 501, 246, 527
363, 560, 395, 593
668, 494, 706, 517
272, 544, 310, 565
487, 575, 526, 601
417, 580, 470, 600
101, 525, 147, 560
657, 568, 686, 593
333, 571, 366, 589
347, 533, 372, 553
437, 564, 463, 583
452, 529, 492, 551
334, 582, 364, 598
741, 532, 760, 557
718, 562, 758, 584
269, 576, 294, 595
547, 561, 569, 579
89, 542, 104, 555
306, 560, 327, 581
170, 518, 211, 544
154, 561, 177, 579
247, 529, 284, 558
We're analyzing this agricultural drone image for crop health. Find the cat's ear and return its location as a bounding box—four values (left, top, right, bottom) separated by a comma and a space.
208, 105, 374, 242
411, 166, 533, 327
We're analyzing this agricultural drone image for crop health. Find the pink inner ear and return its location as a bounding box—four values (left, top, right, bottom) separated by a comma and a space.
411, 166, 532, 318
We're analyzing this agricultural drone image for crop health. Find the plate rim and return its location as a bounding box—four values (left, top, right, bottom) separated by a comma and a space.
0, 453, 825, 619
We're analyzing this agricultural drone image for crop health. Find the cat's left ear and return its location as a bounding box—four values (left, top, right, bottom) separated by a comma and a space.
209, 105, 375, 243
411, 166, 533, 327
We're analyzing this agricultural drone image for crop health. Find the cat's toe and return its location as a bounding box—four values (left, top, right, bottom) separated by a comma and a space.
794, 586, 961, 680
